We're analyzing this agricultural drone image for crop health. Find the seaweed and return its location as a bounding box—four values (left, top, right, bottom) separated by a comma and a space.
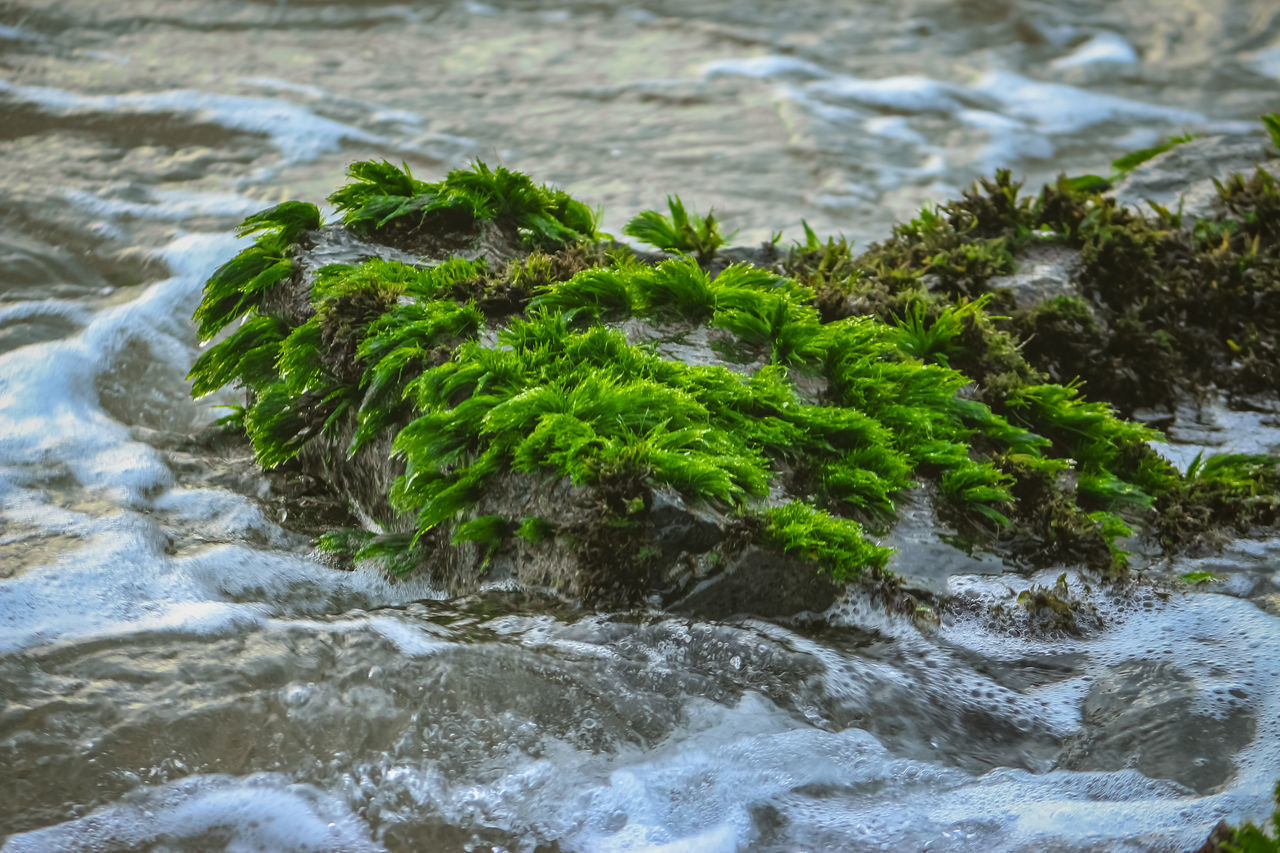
622, 195, 730, 262
761, 502, 893, 582
1108, 133, 1195, 181
328, 159, 598, 249
191, 200, 319, 340
1196, 781, 1280, 853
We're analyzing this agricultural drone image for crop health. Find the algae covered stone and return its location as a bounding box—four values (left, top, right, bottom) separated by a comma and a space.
188, 139, 1280, 613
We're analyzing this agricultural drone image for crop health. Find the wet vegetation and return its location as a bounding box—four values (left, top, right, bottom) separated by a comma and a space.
792, 127, 1280, 414
622, 195, 730, 262
190, 124, 1280, 601
328, 158, 598, 252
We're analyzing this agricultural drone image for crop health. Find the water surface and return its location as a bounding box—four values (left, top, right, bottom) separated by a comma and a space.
2, 1, 1280, 850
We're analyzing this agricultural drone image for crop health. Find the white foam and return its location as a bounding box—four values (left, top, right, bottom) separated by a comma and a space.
942, 568, 1280, 803
0, 80, 381, 162
807, 75, 979, 114
0, 773, 382, 853
864, 115, 927, 145
367, 614, 453, 657
63, 186, 268, 222
957, 109, 1026, 133
152, 487, 302, 549
0, 225, 449, 654
0, 299, 93, 327
238, 75, 331, 100
958, 109, 1056, 169
0, 232, 235, 505
0, 24, 46, 41
972, 70, 1203, 134
1051, 33, 1140, 70
701, 56, 832, 81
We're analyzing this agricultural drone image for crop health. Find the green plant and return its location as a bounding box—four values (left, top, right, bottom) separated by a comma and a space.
516, 516, 556, 544
329, 159, 598, 248
190, 153, 1280, 591
761, 502, 892, 582
622, 195, 730, 261
1108, 133, 1195, 180
192, 201, 319, 340
452, 514, 508, 547
1263, 113, 1280, 150
1088, 511, 1133, 570
888, 296, 991, 367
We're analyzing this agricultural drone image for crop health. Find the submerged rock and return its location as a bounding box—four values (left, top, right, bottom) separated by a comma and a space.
1056, 659, 1255, 794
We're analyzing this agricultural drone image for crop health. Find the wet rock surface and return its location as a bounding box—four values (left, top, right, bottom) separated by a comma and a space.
1055, 659, 1256, 794
989, 242, 1081, 309
1111, 134, 1280, 221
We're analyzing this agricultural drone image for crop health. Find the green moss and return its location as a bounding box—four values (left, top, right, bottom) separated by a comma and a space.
516, 516, 556, 544
329, 159, 598, 249
1107, 133, 1195, 180
798, 119, 1279, 416
191, 201, 319, 340
452, 514, 508, 547
761, 502, 892, 582
533, 256, 821, 364
1261, 112, 1279, 150
1157, 453, 1280, 547
622, 195, 729, 262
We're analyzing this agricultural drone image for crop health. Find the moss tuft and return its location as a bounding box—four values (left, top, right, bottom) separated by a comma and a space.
622, 195, 730, 262
328, 159, 598, 249
761, 502, 892, 582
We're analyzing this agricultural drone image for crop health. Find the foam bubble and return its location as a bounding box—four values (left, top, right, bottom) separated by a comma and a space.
1248, 44, 1280, 81
806, 75, 979, 114
864, 115, 927, 145
63, 187, 268, 222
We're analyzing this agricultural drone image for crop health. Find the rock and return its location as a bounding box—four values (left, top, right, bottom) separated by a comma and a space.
189, 151, 1280, 621
662, 545, 843, 620
987, 242, 1081, 310
1110, 134, 1279, 221
1055, 659, 1255, 794
646, 485, 724, 557
881, 487, 1007, 596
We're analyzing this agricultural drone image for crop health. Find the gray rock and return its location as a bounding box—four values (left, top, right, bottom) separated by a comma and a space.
1055, 659, 1255, 793
882, 487, 1007, 596
988, 242, 1081, 310
1110, 134, 1279, 222
663, 545, 843, 620
647, 486, 724, 556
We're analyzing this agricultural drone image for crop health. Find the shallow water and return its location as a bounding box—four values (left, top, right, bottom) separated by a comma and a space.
2, 1, 1280, 850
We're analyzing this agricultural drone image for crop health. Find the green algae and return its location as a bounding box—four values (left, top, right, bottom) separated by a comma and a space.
192, 200, 319, 340
189, 136, 1280, 598
329, 159, 598, 250
622, 195, 729, 262
761, 502, 891, 582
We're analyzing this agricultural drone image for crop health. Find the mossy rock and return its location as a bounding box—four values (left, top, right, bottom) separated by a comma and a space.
188, 139, 1280, 616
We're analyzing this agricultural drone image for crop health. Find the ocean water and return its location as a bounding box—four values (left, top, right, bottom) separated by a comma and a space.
1, 1, 1279, 850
